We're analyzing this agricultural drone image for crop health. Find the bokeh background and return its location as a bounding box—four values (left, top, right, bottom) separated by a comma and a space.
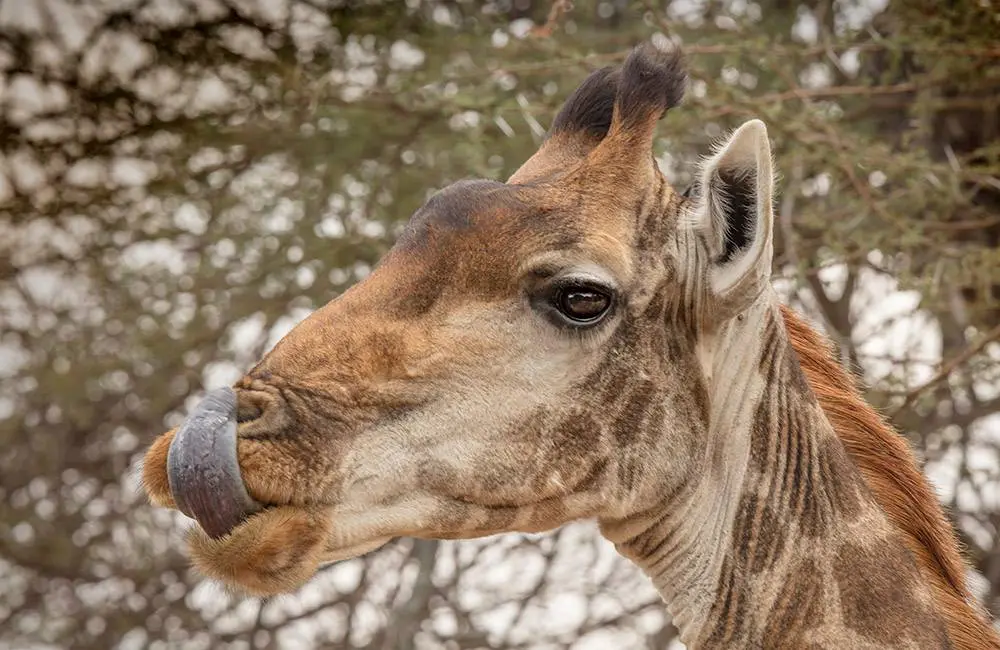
1, 0, 998, 648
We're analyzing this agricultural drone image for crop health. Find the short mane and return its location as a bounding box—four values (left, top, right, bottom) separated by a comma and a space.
782, 305, 1000, 649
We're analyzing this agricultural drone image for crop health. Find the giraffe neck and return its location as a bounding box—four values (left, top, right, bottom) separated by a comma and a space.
602, 294, 950, 649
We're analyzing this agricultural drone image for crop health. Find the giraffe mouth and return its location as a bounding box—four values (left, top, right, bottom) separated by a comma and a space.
166, 386, 265, 539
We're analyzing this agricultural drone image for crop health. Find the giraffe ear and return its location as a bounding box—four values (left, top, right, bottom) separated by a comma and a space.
695, 119, 776, 315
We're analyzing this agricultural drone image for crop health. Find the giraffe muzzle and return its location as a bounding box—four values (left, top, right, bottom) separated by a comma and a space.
166, 386, 263, 539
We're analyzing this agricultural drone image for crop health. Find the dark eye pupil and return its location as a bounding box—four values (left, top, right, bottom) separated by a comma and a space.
559, 289, 610, 321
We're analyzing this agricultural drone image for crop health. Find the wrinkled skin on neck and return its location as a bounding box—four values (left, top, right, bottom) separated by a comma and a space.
141, 43, 957, 647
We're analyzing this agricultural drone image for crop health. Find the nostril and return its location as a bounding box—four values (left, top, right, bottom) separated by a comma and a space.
237, 403, 263, 424
235, 387, 275, 426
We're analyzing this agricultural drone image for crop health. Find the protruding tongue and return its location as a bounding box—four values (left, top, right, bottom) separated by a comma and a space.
167, 387, 263, 539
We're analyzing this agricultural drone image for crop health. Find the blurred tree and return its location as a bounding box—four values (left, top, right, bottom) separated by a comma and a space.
0, 1, 997, 648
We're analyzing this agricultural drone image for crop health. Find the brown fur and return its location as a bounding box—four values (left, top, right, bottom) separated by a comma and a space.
686, 306, 948, 648
512, 54, 996, 646
143, 429, 177, 509
187, 506, 333, 597
139, 43, 999, 646
141, 307, 1000, 641
783, 305, 1000, 649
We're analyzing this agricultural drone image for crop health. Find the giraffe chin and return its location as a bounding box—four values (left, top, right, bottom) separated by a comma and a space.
185, 505, 390, 597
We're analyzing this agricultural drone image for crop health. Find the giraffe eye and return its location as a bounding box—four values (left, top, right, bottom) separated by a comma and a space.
527, 271, 618, 329
554, 284, 613, 324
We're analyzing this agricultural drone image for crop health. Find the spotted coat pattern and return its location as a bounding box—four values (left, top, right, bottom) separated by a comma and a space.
139, 42, 988, 648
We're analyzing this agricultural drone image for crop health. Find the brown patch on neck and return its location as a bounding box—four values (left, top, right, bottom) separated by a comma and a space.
833, 540, 950, 647
781, 305, 1000, 650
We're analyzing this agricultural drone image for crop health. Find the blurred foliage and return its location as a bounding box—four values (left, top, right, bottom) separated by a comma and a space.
0, 0, 998, 648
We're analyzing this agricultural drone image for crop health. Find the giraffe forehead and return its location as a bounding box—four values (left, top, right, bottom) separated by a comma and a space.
373, 178, 649, 318
393, 180, 552, 257
396, 178, 580, 253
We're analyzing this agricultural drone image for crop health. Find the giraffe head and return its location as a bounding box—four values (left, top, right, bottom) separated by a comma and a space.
142, 42, 777, 596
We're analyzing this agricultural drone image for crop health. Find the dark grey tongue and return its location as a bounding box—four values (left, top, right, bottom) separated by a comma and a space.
167, 387, 262, 539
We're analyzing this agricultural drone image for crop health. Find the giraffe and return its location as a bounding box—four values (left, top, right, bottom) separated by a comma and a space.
141, 43, 1000, 648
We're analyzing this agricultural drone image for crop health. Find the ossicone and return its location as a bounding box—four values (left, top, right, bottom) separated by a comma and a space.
612, 40, 688, 134
508, 40, 688, 185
